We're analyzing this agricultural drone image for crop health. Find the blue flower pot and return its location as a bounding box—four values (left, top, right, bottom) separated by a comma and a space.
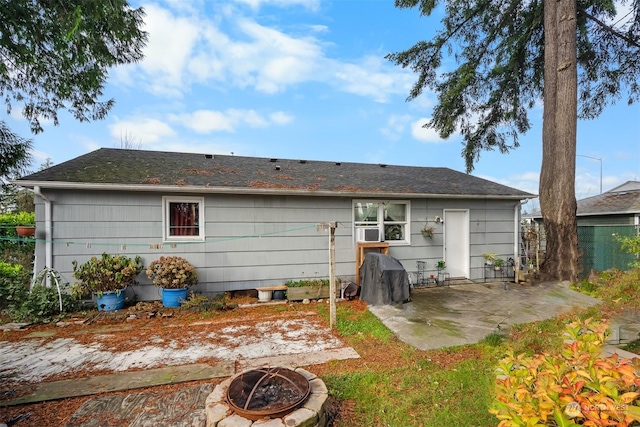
161, 288, 188, 307
96, 290, 125, 311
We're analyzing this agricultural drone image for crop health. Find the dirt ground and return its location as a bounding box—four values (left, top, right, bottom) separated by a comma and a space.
0, 297, 477, 426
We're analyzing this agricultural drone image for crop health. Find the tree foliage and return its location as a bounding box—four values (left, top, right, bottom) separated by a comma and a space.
0, 121, 31, 179
387, 0, 640, 173
0, 0, 147, 134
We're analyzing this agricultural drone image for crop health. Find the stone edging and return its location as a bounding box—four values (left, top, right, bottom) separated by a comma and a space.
206, 367, 328, 427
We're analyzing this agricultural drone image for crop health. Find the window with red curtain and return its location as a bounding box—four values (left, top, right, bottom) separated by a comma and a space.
168, 202, 200, 236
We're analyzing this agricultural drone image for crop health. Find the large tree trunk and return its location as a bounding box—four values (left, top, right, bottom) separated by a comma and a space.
539, 0, 580, 282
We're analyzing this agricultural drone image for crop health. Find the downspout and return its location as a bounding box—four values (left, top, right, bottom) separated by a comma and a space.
514, 202, 523, 283
33, 186, 52, 271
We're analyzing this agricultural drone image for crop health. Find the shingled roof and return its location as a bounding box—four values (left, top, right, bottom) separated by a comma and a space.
17, 148, 534, 199
525, 181, 640, 219
573, 181, 640, 216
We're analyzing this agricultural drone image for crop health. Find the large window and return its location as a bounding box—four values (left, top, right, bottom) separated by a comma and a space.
163, 196, 204, 240
353, 200, 410, 244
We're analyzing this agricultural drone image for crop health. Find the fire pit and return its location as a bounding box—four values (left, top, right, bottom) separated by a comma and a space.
206, 366, 328, 426
226, 367, 310, 420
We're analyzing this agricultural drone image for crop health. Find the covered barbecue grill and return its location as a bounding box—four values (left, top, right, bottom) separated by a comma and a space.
359, 252, 411, 306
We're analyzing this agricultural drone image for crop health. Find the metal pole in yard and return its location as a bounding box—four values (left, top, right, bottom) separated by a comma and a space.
317, 221, 338, 329
329, 222, 337, 329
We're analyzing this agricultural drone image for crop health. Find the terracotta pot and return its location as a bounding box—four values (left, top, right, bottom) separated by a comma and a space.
15, 226, 35, 237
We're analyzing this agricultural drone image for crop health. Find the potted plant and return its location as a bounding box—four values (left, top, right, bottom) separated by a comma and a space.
146, 256, 198, 307
13, 211, 35, 237
71, 253, 143, 311
493, 258, 505, 271
482, 253, 497, 265
437, 260, 446, 269
284, 278, 340, 301
420, 225, 435, 239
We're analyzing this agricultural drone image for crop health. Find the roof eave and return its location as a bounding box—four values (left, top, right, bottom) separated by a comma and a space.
15, 180, 534, 200
577, 210, 640, 216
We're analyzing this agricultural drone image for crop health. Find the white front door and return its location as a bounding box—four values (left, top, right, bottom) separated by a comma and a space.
444, 210, 469, 278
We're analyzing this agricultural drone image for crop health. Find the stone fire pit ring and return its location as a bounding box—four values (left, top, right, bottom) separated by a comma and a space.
206, 366, 329, 427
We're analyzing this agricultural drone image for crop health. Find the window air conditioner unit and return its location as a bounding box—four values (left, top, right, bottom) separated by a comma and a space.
356, 227, 382, 242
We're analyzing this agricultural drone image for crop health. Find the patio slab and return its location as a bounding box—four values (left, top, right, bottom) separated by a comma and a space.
368, 280, 602, 350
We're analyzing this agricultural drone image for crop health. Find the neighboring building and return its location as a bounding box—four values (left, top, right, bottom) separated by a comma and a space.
572, 181, 640, 226
525, 181, 640, 273
17, 148, 534, 300
526, 181, 640, 226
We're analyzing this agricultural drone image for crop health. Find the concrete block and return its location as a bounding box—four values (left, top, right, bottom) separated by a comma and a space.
253, 418, 286, 427
206, 403, 230, 427
206, 378, 232, 406
302, 392, 327, 415
218, 414, 253, 427
283, 408, 318, 427
309, 378, 327, 395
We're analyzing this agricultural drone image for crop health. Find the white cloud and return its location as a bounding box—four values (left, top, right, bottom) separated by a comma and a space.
235, 19, 323, 93
169, 110, 237, 133
411, 118, 451, 143
233, 0, 321, 12
331, 55, 414, 103
477, 171, 539, 195
108, 118, 176, 143
134, 4, 201, 96
269, 111, 294, 125
168, 109, 291, 133
380, 114, 412, 141
112, 3, 418, 103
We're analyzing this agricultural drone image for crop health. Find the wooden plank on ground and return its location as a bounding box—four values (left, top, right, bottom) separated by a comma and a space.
2, 362, 234, 406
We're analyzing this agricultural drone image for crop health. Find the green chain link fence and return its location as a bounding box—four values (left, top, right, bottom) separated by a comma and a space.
577, 225, 638, 276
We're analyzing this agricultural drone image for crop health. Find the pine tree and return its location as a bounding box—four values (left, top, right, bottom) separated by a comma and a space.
387, 0, 640, 281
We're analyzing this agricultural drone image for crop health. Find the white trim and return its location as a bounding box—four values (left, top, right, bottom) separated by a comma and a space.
352, 200, 411, 246
162, 196, 205, 242
16, 180, 533, 200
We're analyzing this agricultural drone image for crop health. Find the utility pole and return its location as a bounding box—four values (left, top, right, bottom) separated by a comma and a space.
577, 154, 603, 194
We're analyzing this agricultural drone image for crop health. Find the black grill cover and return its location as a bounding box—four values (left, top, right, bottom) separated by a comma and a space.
359, 253, 410, 306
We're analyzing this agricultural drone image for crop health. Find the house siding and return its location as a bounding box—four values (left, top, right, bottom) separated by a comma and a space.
34, 189, 520, 300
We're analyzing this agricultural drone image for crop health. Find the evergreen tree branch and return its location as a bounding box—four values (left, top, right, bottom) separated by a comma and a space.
579, 8, 640, 48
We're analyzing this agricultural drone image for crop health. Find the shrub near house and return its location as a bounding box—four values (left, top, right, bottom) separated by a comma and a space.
491, 318, 640, 426
71, 253, 144, 298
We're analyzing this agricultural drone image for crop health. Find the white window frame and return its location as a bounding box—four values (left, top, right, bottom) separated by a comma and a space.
162, 196, 205, 241
353, 200, 411, 245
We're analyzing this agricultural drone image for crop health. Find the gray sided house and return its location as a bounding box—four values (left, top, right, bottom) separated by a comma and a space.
17, 148, 534, 300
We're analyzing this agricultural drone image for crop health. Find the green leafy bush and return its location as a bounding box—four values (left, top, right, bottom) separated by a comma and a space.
72, 253, 144, 297
571, 269, 640, 307
0, 211, 35, 226
1, 263, 80, 322
490, 318, 640, 426
0, 261, 30, 310
615, 233, 640, 269
6, 285, 80, 323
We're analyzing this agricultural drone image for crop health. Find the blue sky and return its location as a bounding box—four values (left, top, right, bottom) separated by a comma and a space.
7, 0, 640, 212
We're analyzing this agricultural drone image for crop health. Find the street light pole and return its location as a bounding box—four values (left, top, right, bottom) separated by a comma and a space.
576, 154, 602, 194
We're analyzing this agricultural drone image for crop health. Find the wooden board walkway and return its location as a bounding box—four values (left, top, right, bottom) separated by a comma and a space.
2, 362, 234, 406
